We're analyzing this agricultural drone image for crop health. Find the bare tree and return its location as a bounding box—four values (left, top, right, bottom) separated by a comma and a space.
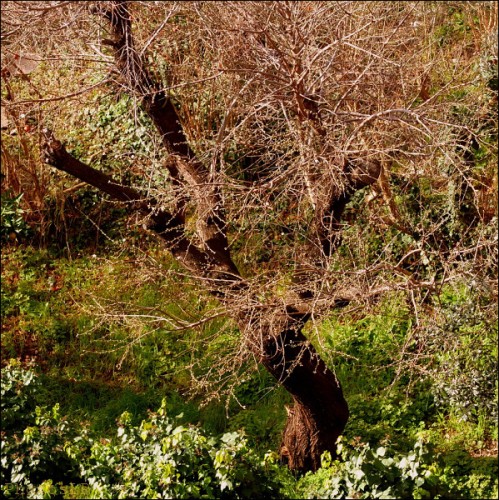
2, 1, 497, 471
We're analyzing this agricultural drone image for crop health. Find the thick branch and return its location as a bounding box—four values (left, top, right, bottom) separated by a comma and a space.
40, 129, 238, 280
93, 1, 236, 274
318, 157, 381, 258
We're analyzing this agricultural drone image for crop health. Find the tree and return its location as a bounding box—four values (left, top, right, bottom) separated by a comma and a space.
1, 1, 497, 472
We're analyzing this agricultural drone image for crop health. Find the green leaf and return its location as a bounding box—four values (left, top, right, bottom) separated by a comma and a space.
354, 468, 365, 480
220, 479, 233, 491
11, 472, 25, 483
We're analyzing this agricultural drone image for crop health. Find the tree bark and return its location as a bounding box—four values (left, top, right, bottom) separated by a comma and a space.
42, 130, 349, 471
278, 354, 349, 472
240, 308, 348, 472
264, 334, 349, 472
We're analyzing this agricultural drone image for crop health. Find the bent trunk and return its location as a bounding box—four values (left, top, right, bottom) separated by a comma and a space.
243, 314, 349, 472
41, 120, 349, 474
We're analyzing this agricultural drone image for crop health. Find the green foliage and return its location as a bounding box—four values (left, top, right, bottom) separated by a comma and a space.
3, 405, 81, 499
321, 295, 412, 394
426, 287, 498, 425
298, 439, 439, 499
433, 6, 470, 47
1, 362, 290, 499
79, 401, 287, 499
1, 238, 496, 498
297, 438, 498, 500
321, 286, 497, 450
226, 372, 290, 449
0, 359, 39, 431
345, 388, 435, 448
65, 94, 162, 185
1, 361, 83, 499
2, 241, 496, 499
0, 247, 80, 363
0, 192, 30, 243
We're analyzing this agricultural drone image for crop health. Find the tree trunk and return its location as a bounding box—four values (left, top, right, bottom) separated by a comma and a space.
242, 314, 349, 472
41, 126, 350, 473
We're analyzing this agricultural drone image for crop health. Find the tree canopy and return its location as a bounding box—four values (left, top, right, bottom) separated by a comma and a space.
1, 0, 497, 473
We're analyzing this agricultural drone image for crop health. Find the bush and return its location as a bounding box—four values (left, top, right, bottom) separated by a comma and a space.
297, 437, 498, 500
0, 359, 39, 431
0, 192, 30, 243
297, 438, 450, 499
1, 362, 290, 499
1, 405, 83, 499
1, 361, 83, 499
426, 289, 498, 424
78, 399, 287, 499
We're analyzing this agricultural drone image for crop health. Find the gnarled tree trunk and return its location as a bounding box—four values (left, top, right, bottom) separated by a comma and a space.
42, 129, 350, 472
253, 320, 349, 471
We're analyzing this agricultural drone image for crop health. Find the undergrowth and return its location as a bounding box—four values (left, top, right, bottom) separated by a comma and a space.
1, 245, 497, 499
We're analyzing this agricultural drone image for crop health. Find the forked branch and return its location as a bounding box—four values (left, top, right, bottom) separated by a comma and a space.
40, 128, 237, 281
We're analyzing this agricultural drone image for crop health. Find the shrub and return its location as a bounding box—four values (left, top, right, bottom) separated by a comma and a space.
1, 361, 84, 499
297, 437, 498, 500
0, 359, 39, 431
79, 399, 287, 499
1, 405, 83, 499
1, 362, 290, 499
426, 290, 498, 424
298, 438, 451, 499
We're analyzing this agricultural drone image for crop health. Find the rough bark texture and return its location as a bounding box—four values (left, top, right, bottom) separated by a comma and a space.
257, 322, 349, 472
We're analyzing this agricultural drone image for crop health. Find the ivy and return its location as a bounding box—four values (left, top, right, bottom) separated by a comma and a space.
2, 362, 496, 499
299, 439, 453, 499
